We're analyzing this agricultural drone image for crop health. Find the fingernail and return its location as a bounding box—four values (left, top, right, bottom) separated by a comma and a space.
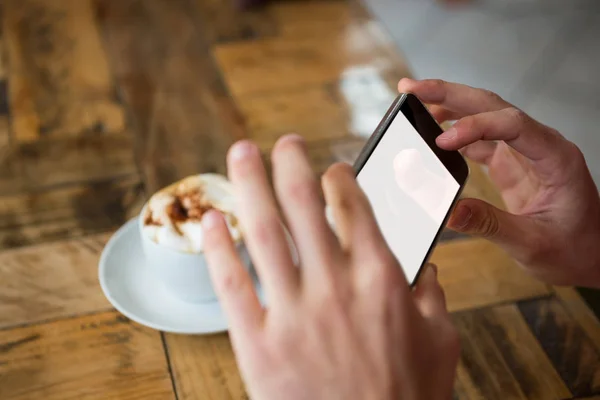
285, 133, 304, 142
452, 205, 472, 229
202, 210, 222, 230
437, 127, 457, 142
277, 133, 306, 149
229, 140, 256, 162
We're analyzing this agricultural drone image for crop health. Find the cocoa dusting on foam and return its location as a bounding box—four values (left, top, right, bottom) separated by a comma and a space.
166, 189, 213, 235
144, 209, 162, 227
142, 174, 241, 252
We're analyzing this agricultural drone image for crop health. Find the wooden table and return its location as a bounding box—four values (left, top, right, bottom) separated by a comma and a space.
0, 1, 599, 399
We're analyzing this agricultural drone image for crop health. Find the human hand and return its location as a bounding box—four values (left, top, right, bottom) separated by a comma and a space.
202, 135, 460, 400
398, 78, 600, 287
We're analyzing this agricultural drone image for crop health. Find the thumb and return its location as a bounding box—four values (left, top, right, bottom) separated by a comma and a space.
413, 264, 448, 319
447, 198, 538, 256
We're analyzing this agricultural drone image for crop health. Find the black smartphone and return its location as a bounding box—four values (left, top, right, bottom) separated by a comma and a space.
353, 93, 469, 286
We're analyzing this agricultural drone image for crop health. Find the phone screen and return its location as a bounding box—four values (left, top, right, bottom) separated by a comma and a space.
356, 106, 462, 284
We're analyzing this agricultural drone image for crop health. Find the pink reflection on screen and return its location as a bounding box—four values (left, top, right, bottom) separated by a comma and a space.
391, 148, 457, 223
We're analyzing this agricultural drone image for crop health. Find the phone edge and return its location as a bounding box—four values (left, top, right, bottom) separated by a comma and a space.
353, 92, 470, 287
353, 93, 408, 174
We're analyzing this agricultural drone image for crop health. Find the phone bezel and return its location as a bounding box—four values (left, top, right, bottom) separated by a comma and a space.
352, 93, 469, 286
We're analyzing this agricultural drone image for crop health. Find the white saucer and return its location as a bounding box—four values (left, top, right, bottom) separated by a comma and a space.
98, 218, 266, 335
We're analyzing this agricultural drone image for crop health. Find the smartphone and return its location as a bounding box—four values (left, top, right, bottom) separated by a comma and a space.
353, 93, 469, 286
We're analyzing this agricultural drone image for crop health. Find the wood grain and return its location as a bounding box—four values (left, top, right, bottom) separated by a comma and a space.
0, 233, 113, 329
453, 304, 571, 400
269, 0, 371, 37
0, 175, 144, 250
0, 1, 595, 399
97, 0, 247, 193
214, 30, 404, 99
0, 114, 9, 161
519, 297, 600, 397
430, 238, 550, 312
238, 85, 351, 146
554, 286, 600, 353
4, 0, 125, 142
0, 133, 138, 193
193, 0, 276, 44
0, 311, 174, 400
0, 21, 11, 161
0, 27, 7, 81
165, 333, 246, 400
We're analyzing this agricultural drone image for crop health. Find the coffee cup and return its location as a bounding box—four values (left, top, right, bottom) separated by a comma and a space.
138, 174, 251, 303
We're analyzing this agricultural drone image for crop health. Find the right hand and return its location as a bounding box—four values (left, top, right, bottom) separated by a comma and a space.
398, 78, 600, 288
202, 136, 459, 400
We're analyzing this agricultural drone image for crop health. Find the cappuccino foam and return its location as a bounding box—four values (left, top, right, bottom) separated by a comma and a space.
142, 174, 241, 253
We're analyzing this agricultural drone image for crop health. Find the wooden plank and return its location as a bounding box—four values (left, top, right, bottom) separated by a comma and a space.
214, 4, 407, 100
0, 134, 138, 194
0, 28, 7, 81
0, 233, 113, 329
269, 0, 372, 37
0, 116, 9, 162
238, 85, 351, 145
554, 286, 600, 353
0, 175, 144, 250
193, 0, 276, 44
452, 304, 571, 400
97, 0, 247, 194
0, 311, 174, 400
0, 22, 11, 159
165, 333, 246, 399
430, 238, 550, 312
4, 0, 126, 142
519, 297, 600, 397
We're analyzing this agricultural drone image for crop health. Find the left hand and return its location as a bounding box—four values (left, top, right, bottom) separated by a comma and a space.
398, 78, 600, 287
201, 135, 460, 400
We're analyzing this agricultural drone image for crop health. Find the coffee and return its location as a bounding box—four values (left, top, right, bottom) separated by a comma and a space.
142, 174, 242, 253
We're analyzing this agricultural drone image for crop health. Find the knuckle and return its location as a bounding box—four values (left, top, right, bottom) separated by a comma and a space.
428, 79, 448, 100
456, 115, 477, 133
219, 270, 251, 296
286, 179, 320, 206
482, 89, 504, 104
429, 79, 447, 89
506, 107, 529, 127
252, 215, 282, 247
476, 209, 500, 237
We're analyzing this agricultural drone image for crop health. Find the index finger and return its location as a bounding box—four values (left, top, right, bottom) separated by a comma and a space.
398, 78, 512, 115
437, 107, 570, 164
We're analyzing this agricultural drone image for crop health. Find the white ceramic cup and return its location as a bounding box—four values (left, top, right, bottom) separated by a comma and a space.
138, 204, 251, 303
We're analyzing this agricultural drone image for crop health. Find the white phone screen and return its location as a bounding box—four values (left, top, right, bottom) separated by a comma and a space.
356, 112, 460, 284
